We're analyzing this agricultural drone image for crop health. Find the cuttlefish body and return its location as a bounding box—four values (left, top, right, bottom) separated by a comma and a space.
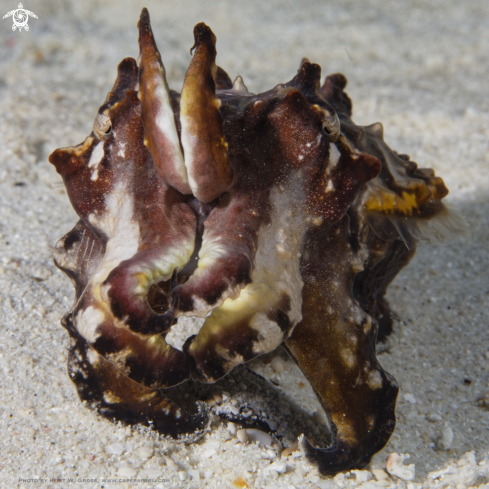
50, 8, 463, 473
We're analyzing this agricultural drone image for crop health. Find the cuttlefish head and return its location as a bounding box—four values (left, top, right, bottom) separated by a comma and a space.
49, 58, 147, 237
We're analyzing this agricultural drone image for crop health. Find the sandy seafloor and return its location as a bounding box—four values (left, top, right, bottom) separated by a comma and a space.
0, 0, 488, 488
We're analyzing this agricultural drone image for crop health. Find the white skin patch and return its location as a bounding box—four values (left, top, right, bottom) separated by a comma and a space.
90, 182, 141, 285
88, 142, 104, 181
79, 181, 195, 350
194, 175, 306, 358
76, 182, 141, 339
153, 83, 188, 182
329, 142, 341, 168
76, 306, 104, 343
117, 142, 126, 158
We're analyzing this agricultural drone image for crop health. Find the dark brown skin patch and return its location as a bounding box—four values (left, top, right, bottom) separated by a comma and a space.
285, 217, 399, 474
215, 65, 233, 89
266, 293, 293, 334
62, 314, 208, 439
50, 8, 460, 476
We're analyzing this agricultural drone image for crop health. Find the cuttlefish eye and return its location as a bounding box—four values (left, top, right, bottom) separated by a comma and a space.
322, 114, 340, 142
93, 113, 112, 139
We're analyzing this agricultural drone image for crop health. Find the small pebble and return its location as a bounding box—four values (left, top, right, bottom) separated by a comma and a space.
105, 442, 125, 456
137, 446, 153, 459
476, 391, 489, 410
266, 461, 287, 474
385, 452, 416, 481
202, 448, 217, 459
36, 305, 46, 316
352, 469, 372, 483
179, 471, 187, 481
245, 428, 272, 446
282, 440, 299, 457
436, 426, 454, 450
232, 475, 249, 488
404, 393, 417, 404
227, 422, 237, 435
271, 356, 286, 373
237, 429, 249, 443
371, 468, 389, 481
166, 457, 179, 471
118, 466, 137, 477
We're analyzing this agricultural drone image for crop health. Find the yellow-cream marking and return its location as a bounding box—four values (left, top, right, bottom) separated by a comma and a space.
341, 349, 356, 369
103, 391, 122, 404
132, 242, 195, 296
364, 188, 420, 215
59, 136, 94, 156
367, 370, 383, 389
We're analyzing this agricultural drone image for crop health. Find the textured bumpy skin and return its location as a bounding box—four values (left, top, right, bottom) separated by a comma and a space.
50, 8, 463, 473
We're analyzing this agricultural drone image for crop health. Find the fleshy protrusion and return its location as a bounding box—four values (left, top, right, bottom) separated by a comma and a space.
180, 22, 233, 203
138, 8, 191, 195
232, 75, 250, 94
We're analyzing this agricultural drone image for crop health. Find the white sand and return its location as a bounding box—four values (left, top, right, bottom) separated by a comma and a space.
0, 1, 488, 487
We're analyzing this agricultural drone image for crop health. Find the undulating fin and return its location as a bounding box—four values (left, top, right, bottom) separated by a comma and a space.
62, 314, 209, 440
351, 229, 416, 342
360, 132, 466, 246
285, 217, 398, 475
138, 8, 191, 195
53, 220, 105, 300
180, 22, 234, 203
322, 72, 467, 245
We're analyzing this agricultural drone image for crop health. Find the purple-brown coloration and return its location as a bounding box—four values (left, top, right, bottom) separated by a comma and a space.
50, 8, 464, 474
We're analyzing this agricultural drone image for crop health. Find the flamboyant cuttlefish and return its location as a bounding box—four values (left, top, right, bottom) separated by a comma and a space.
49, 8, 463, 475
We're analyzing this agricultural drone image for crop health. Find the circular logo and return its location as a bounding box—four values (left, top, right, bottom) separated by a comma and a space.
12, 8, 28, 31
